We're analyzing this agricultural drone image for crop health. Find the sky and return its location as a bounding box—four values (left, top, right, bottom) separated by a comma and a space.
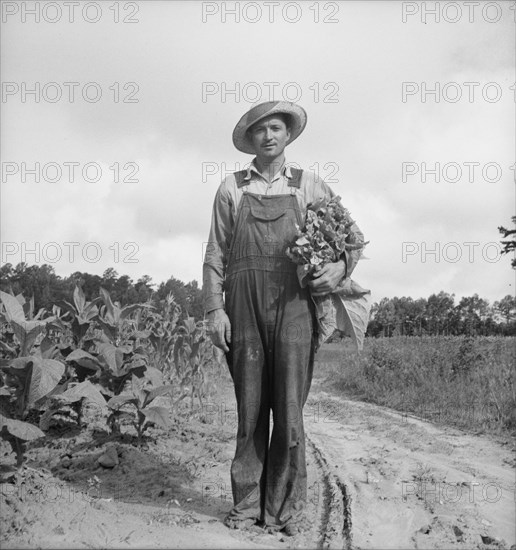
1, 0, 515, 305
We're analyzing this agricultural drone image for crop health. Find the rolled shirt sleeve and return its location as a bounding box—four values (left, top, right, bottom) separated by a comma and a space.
202, 183, 233, 314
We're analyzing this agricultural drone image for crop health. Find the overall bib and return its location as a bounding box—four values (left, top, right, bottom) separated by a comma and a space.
224, 175, 318, 528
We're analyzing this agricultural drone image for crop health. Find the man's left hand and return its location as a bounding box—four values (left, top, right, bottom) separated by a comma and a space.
308, 260, 346, 297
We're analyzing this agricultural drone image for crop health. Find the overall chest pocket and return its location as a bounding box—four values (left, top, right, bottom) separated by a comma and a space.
247, 202, 298, 254
248, 202, 287, 222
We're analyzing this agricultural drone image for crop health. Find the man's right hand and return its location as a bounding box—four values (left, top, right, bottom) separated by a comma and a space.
206, 309, 232, 353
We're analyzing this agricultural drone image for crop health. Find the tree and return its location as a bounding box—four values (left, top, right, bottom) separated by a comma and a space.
135, 275, 154, 303
494, 295, 516, 323
0, 263, 14, 293
456, 294, 489, 336
498, 216, 516, 268
373, 298, 396, 337
69, 271, 102, 301
494, 295, 516, 335
400, 297, 427, 336
427, 292, 455, 335
5, 263, 65, 311
101, 268, 119, 293
113, 274, 136, 305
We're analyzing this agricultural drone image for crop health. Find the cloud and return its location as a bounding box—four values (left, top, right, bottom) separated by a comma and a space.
1, 1, 513, 304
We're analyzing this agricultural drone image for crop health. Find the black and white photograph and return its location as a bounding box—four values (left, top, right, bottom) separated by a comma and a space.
1, 1, 515, 548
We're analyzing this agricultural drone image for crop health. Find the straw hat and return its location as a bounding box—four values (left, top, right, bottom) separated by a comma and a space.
232, 100, 307, 154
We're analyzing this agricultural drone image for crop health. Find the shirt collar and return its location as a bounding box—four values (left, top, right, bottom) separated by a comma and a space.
244, 158, 293, 181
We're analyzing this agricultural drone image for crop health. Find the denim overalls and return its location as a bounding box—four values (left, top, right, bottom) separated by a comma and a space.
224, 169, 318, 529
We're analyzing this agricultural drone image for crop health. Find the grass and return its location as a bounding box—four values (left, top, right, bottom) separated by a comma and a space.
314, 336, 516, 437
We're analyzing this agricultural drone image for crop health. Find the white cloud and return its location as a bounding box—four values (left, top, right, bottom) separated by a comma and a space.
1, 1, 513, 304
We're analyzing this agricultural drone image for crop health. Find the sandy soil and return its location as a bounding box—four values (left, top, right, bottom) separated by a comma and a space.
1, 345, 515, 549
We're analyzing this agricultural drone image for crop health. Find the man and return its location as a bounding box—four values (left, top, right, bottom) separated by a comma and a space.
203, 101, 364, 535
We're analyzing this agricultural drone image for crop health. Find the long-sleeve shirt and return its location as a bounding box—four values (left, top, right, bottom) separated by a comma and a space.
202, 158, 364, 314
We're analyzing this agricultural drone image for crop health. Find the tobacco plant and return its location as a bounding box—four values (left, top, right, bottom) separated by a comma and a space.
107, 372, 174, 445
0, 291, 64, 466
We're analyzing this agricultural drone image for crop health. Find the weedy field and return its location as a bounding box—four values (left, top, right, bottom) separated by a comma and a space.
316, 336, 516, 437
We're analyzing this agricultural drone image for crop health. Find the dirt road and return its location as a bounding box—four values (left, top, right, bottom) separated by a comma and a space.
305, 384, 515, 549
1, 351, 514, 549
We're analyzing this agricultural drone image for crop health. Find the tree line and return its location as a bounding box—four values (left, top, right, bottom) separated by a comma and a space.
0, 263, 514, 337
0, 263, 204, 321
367, 291, 515, 337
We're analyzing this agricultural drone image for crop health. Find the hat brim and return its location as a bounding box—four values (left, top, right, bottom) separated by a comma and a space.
232, 101, 307, 155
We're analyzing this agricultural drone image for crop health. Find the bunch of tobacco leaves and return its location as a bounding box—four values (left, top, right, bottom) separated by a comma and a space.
286, 195, 366, 277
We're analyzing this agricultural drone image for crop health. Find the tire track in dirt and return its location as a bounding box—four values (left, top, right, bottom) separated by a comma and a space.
307, 434, 352, 549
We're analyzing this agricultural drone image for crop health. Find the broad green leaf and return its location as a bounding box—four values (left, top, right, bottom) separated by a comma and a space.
39, 335, 56, 358
142, 406, 171, 430
0, 291, 26, 323
36, 382, 66, 410
120, 304, 147, 321
95, 382, 113, 399
70, 318, 91, 346
144, 385, 174, 407
0, 414, 45, 441
4, 357, 63, 411
22, 295, 34, 319
96, 342, 124, 375
3, 358, 33, 414
65, 349, 101, 371
100, 287, 117, 324
39, 405, 61, 431
130, 375, 147, 407
10, 320, 45, 356
27, 357, 66, 405
73, 285, 86, 315
143, 366, 163, 387
173, 336, 183, 367
118, 343, 133, 354
107, 394, 137, 409
59, 381, 107, 409
127, 355, 147, 372
334, 281, 372, 352
82, 301, 99, 321
3, 357, 32, 372
60, 300, 78, 317
117, 362, 146, 381
96, 318, 117, 342
184, 317, 196, 334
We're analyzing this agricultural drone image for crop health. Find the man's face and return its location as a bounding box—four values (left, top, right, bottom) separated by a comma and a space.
247, 115, 291, 160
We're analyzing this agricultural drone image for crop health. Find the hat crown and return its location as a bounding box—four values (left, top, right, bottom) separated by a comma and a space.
242, 101, 282, 123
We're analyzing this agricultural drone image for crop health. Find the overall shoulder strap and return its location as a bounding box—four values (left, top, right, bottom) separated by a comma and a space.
288, 168, 303, 188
